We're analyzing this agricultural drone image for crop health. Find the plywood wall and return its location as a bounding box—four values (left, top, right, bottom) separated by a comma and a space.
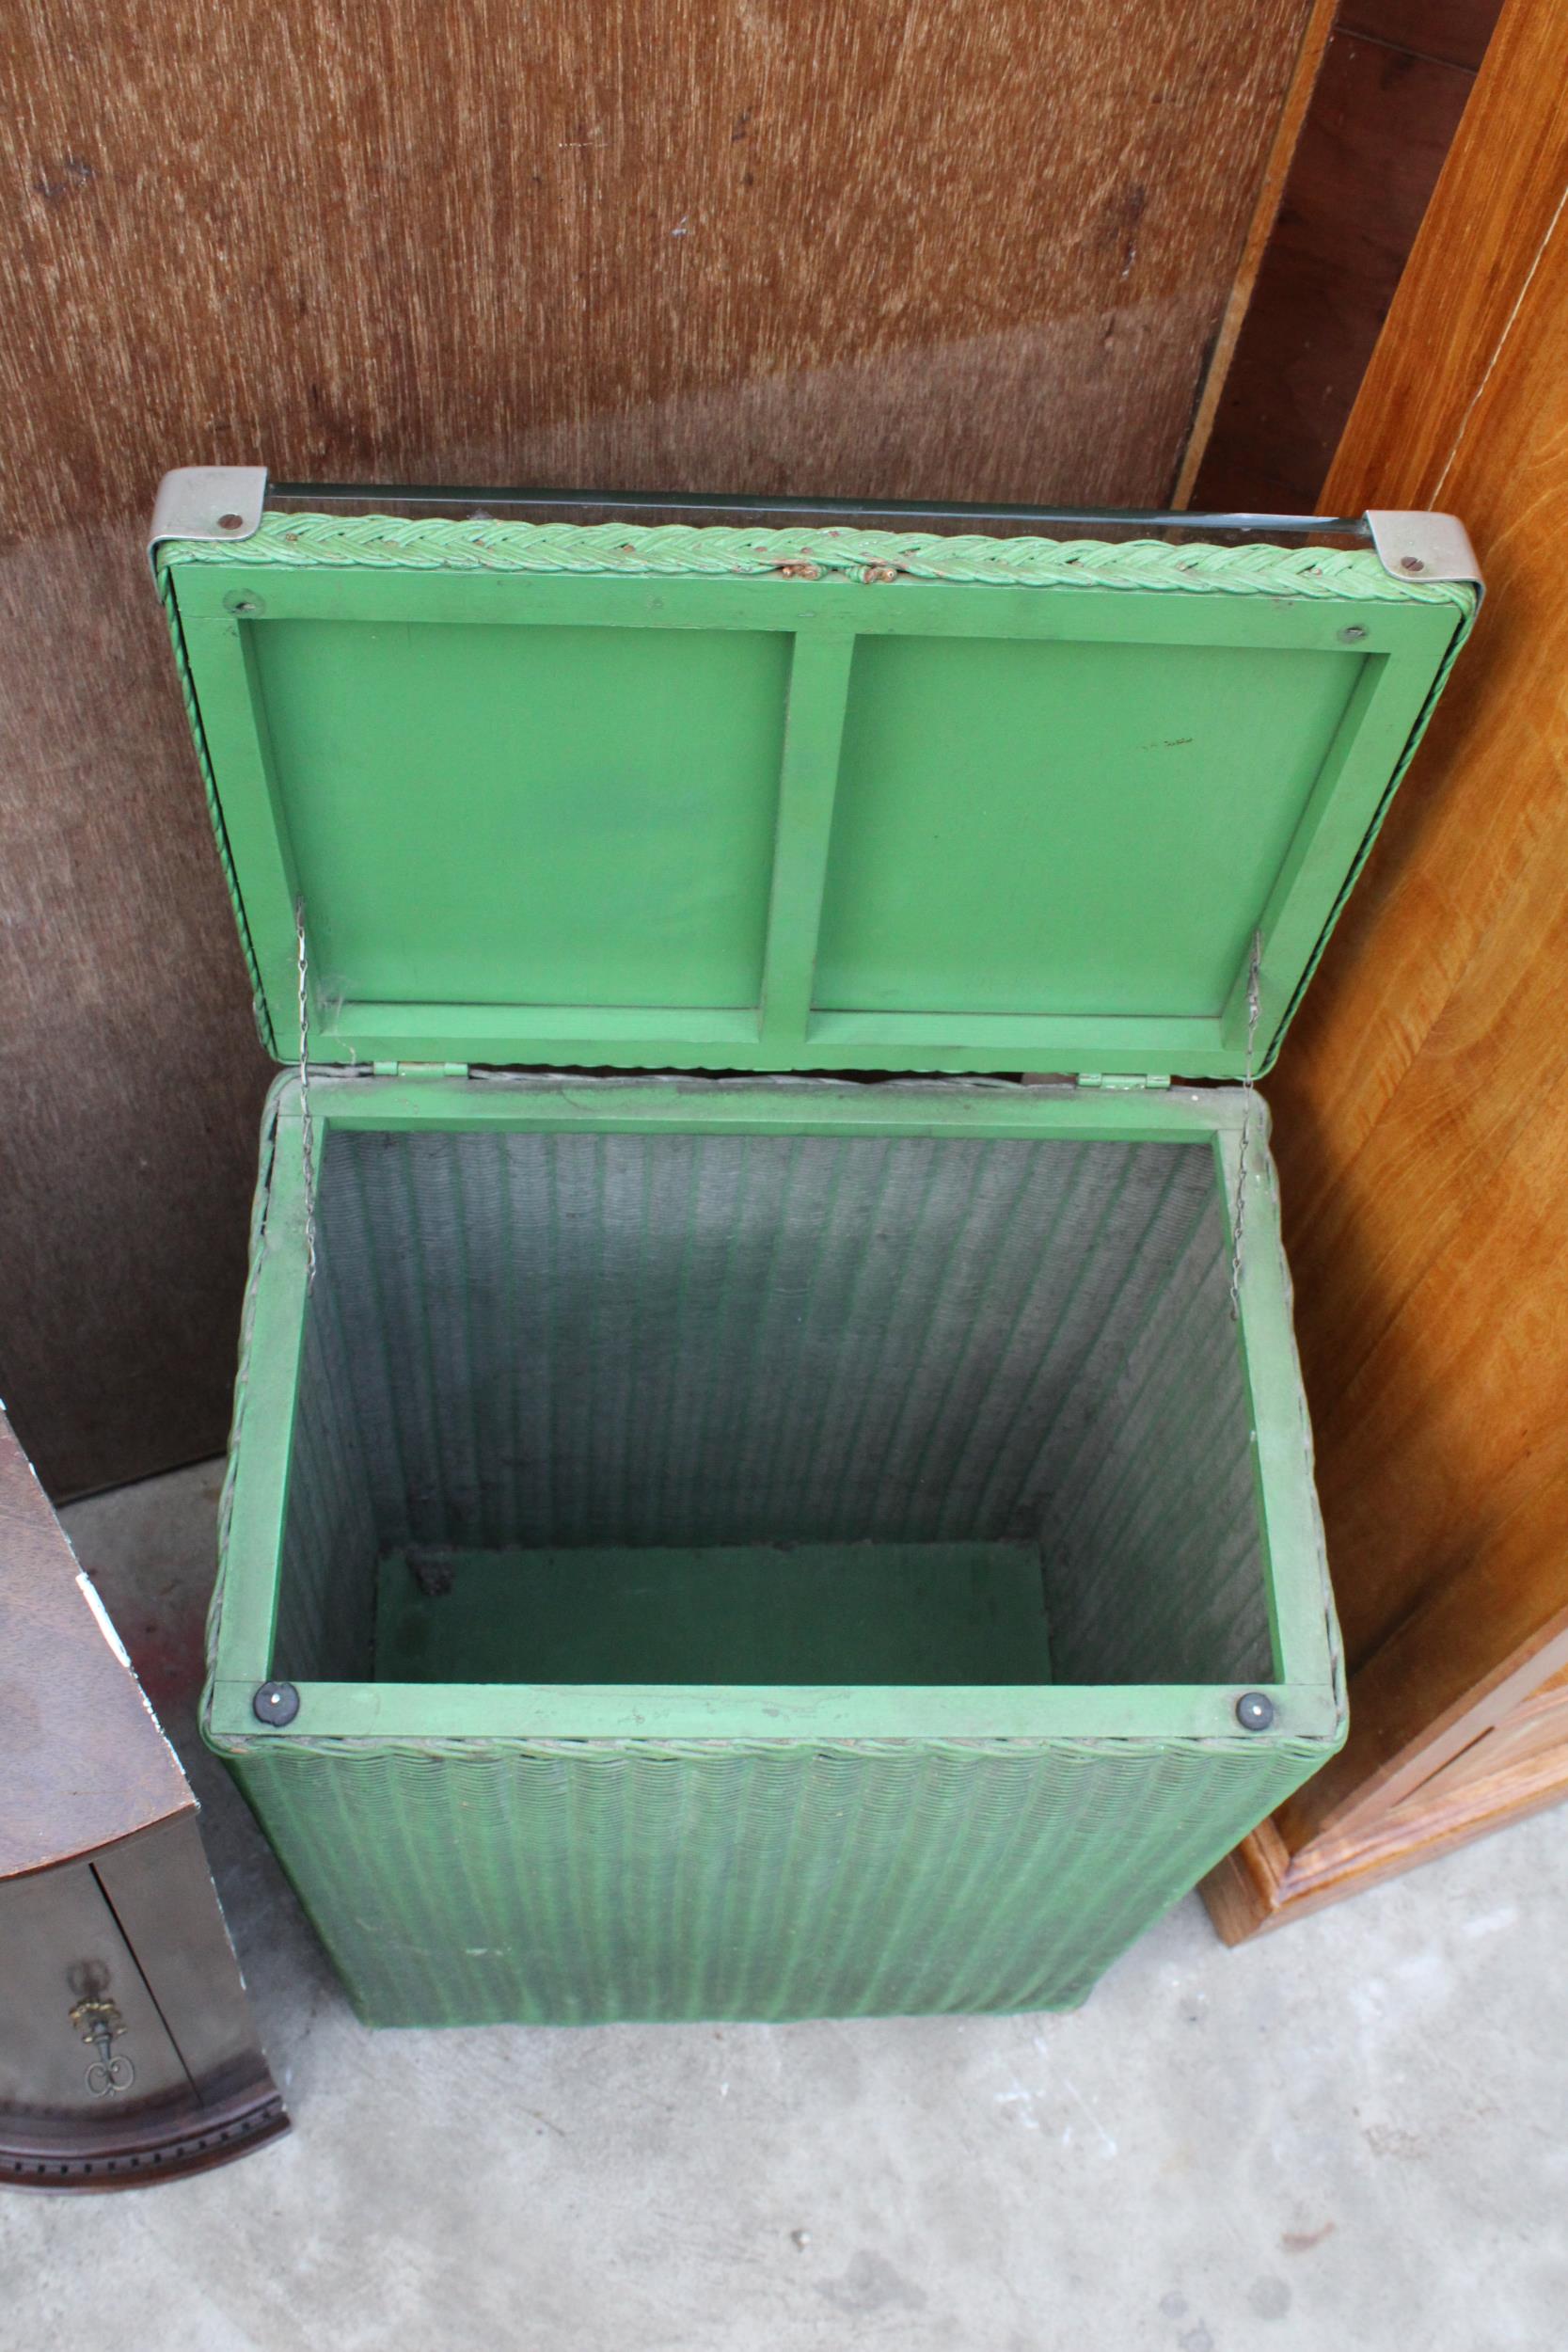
0, 0, 1325, 1495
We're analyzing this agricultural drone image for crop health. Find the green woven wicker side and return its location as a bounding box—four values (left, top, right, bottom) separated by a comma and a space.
164, 511, 1474, 612
219, 1733, 1324, 2026
270, 1123, 1275, 1686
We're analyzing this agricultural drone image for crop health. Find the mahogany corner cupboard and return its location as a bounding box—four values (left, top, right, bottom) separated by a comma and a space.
151, 471, 1476, 2026
0, 1409, 285, 2185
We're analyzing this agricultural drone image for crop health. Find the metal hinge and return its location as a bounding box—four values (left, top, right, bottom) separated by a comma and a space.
1076, 1072, 1171, 1090
1365, 511, 1481, 588
148, 466, 269, 577
370, 1060, 471, 1078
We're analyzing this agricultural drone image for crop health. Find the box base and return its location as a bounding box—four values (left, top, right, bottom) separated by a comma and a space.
372, 1539, 1054, 1689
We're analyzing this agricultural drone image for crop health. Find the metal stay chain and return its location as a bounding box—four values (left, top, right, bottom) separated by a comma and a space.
295, 898, 318, 1291
1227, 930, 1262, 1323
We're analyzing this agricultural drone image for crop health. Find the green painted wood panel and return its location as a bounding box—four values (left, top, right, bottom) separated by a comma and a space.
816, 633, 1365, 1018
159, 515, 1474, 1080
372, 1540, 1054, 1688
250, 618, 792, 1011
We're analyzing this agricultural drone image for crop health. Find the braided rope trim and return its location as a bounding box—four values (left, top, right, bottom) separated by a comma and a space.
160, 511, 1474, 609
209, 1729, 1339, 1764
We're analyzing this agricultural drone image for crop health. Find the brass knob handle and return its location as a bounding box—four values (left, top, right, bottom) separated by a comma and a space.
69, 1994, 136, 2099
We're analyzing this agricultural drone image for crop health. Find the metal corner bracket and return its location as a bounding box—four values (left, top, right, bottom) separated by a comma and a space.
1366, 510, 1482, 589
148, 467, 269, 578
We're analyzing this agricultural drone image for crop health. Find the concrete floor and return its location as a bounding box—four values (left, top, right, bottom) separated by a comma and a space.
4, 1463, 1565, 2352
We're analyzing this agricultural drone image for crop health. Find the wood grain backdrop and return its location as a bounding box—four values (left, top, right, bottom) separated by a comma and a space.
0, 0, 1324, 1495
1261, 0, 1568, 1844
1188, 0, 1501, 510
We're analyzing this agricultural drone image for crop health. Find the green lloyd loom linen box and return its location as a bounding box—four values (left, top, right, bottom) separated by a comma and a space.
152, 473, 1476, 2026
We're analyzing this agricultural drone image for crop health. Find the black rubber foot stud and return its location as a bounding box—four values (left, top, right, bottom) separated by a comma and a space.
1234, 1690, 1275, 1732
253, 1680, 301, 1726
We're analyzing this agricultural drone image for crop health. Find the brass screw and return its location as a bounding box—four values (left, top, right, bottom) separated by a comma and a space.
1400, 553, 1425, 573
217, 511, 245, 531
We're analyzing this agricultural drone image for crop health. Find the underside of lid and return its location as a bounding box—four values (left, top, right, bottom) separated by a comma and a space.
156, 508, 1475, 1080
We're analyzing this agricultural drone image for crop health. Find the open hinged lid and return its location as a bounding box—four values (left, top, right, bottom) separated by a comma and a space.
152, 474, 1477, 1080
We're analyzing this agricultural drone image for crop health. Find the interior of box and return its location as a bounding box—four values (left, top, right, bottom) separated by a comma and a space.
269, 1124, 1275, 1692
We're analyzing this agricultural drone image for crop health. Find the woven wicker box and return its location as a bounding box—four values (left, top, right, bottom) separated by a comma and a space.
154, 476, 1474, 2025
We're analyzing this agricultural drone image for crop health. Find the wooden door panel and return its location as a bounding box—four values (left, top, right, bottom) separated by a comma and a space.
1203, 0, 1568, 1931
0, 1865, 188, 2121
1415, 1667, 1568, 1804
